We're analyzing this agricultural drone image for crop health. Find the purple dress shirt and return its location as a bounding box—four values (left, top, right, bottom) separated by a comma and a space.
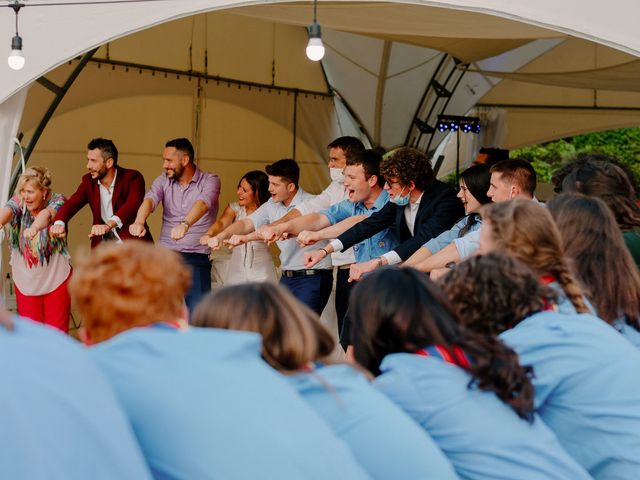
145, 167, 221, 254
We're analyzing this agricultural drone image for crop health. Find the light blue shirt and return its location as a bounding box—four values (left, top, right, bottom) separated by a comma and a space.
375, 352, 592, 480
548, 281, 595, 315
288, 364, 458, 480
501, 310, 640, 480
249, 188, 332, 270
453, 229, 480, 258
424, 214, 481, 255
0, 318, 152, 480
91, 327, 368, 480
321, 190, 399, 262
614, 318, 640, 349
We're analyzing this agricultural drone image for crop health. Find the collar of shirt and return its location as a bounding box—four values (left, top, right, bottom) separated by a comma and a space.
355, 189, 389, 214
403, 191, 423, 235
97, 168, 117, 193
170, 165, 201, 185
285, 188, 306, 209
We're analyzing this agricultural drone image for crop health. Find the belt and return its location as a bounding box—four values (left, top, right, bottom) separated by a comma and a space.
281, 269, 331, 278
337, 264, 354, 270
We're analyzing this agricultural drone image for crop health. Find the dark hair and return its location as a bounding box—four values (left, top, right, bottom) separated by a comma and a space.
460, 164, 492, 205
87, 138, 118, 165
350, 267, 535, 421
480, 200, 589, 314
346, 149, 385, 187
191, 283, 335, 371
265, 158, 300, 188
552, 153, 639, 195
476, 147, 510, 168
165, 138, 195, 163
547, 194, 640, 328
490, 159, 536, 197
439, 253, 558, 336
381, 147, 435, 191
239, 170, 270, 207
557, 156, 640, 231
327, 136, 365, 161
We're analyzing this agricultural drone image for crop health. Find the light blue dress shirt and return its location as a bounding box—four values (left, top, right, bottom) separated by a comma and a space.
91, 327, 369, 480
501, 310, 640, 480
423, 214, 481, 255
321, 190, 398, 262
288, 364, 459, 480
375, 352, 592, 480
0, 317, 152, 480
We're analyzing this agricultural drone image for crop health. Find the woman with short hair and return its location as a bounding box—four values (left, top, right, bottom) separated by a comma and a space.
0, 166, 70, 332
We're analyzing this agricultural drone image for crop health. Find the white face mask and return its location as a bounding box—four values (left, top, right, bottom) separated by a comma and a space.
330, 168, 345, 183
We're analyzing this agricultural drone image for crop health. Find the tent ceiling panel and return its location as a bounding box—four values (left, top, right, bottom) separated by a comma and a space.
499, 107, 640, 149
474, 60, 640, 93
2, 0, 640, 105
97, 13, 328, 92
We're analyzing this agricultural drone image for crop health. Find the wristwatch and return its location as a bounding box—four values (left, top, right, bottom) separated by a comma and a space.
180, 219, 190, 228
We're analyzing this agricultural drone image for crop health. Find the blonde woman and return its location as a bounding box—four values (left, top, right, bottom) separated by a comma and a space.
192, 282, 459, 480
0, 166, 71, 332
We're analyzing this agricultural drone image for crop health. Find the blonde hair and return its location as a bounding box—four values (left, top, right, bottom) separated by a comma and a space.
68, 241, 191, 344
481, 199, 589, 314
16, 166, 52, 193
192, 283, 335, 372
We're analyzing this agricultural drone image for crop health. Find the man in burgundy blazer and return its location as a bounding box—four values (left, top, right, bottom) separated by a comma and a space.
51, 138, 152, 248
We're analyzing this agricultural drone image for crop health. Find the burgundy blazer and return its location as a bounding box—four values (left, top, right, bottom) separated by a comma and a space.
54, 166, 153, 248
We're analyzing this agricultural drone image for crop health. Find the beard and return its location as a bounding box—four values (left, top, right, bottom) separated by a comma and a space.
166, 164, 185, 180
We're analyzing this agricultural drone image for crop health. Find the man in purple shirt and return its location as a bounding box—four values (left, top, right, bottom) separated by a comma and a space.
129, 138, 221, 313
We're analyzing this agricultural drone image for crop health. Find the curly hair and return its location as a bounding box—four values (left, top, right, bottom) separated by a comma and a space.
380, 147, 435, 191
558, 155, 640, 231
548, 194, 640, 328
191, 282, 335, 372
439, 253, 558, 336
16, 166, 52, 194
68, 241, 191, 344
349, 267, 535, 421
480, 200, 589, 314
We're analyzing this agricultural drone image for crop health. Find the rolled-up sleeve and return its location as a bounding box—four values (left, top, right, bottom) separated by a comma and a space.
453, 230, 480, 259
197, 173, 221, 210
320, 200, 351, 226
144, 175, 166, 211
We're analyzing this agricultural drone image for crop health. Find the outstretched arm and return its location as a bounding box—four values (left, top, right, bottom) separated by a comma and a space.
171, 200, 209, 241
129, 198, 155, 237
403, 246, 433, 268
207, 218, 256, 250
414, 242, 460, 272
297, 214, 367, 246
200, 205, 237, 245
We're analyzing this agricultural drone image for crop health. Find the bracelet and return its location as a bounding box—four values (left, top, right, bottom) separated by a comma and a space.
320, 248, 330, 257
180, 220, 190, 228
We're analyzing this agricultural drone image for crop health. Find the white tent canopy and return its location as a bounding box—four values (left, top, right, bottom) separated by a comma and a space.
1, 0, 640, 258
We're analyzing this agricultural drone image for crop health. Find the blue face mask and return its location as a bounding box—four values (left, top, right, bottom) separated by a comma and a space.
390, 187, 410, 206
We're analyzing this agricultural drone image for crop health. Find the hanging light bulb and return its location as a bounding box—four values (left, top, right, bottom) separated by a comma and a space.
8, 1, 25, 71
8, 35, 24, 70
305, 0, 324, 62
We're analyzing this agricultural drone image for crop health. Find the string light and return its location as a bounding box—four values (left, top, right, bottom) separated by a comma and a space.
306, 0, 324, 62
7, 1, 24, 70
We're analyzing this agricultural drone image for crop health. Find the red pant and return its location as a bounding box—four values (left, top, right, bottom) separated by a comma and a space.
14, 273, 71, 333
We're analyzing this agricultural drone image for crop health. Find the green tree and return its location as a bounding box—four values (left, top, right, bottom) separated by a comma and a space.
511, 126, 640, 183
